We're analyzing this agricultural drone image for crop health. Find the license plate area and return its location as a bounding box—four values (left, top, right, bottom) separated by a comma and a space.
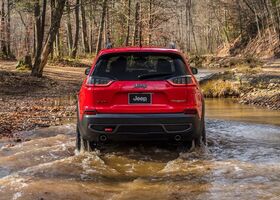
129, 93, 152, 104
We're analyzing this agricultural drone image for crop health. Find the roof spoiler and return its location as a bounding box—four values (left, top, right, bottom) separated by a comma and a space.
167, 42, 176, 49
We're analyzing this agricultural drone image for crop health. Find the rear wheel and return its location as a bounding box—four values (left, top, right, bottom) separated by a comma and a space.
176, 141, 193, 152
76, 125, 81, 151
201, 121, 206, 145
76, 125, 97, 152
195, 100, 206, 147
194, 118, 206, 147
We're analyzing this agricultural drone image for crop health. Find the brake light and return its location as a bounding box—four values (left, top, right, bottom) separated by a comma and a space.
105, 128, 113, 132
86, 77, 114, 87
167, 75, 193, 86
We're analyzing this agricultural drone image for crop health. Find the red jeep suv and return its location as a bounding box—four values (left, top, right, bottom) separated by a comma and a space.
77, 47, 205, 151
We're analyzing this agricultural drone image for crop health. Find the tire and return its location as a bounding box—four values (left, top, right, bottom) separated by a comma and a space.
201, 120, 207, 145
76, 124, 89, 152
76, 103, 82, 152
76, 125, 81, 151
194, 117, 206, 147
195, 99, 207, 147
176, 141, 193, 152
76, 124, 98, 152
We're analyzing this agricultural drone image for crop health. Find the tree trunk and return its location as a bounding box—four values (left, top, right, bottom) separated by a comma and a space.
66, 0, 73, 56
186, 0, 191, 52
55, 31, 61, 57
254, 7, 261, 36
105, 5, 111, 46
6, 0, 11, 56
18, 10, 31, 55
271, 1, 280, 42
31, 0, 66, 77
96, 0, 107, 54
0, 0, 7, 56
263, 0, 275, 31
133, 2, 140, 46
33, 22, 36, 57
89, 2, 94, 53
33, 0, 47, 70
189, 0, 198, 53
139, 2, 142, 47
71, 0, 80, 58
51, 0, 61, 58
236, 0, 243, 39
243, 0, 262, 35
41, 0, 47, 41
148, 0, 153, 45
223, 7, 230, 43
81, 0, 90, 53
125, 0, 131, 46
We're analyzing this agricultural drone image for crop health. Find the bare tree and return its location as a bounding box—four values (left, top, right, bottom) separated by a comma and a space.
81, 0, 90, 53
33, 0, 47, 70
133, 2, 140, 46
125, 0, 131, 46
71, 0, 80, 58
96, 0, 107, 54
31, 0, 66, 77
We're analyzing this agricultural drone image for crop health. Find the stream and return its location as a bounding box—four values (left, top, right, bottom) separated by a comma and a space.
0, 70, 279, 200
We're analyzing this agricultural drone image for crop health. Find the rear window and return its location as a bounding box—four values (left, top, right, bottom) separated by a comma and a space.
92, 52, 189, 81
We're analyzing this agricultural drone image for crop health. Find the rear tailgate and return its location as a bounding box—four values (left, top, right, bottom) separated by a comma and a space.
93, 81, 196, 113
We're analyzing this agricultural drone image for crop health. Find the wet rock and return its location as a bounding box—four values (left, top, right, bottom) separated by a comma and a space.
14, 138, 22, 143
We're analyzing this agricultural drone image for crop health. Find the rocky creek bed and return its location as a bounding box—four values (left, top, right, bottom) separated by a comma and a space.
199, 58, 280, 110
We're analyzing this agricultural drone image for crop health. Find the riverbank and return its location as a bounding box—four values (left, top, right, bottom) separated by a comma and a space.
198, 57, 280, 110
0, 61, 85, 139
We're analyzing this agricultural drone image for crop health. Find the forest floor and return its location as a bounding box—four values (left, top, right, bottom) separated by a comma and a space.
199, 57, 280, 110
0, 60, 86, 139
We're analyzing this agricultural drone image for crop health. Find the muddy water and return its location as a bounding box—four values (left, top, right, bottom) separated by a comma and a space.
206, 98, 280, 126
0, 100, 279, 200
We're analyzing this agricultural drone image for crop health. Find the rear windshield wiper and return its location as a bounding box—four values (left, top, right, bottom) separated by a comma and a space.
138, 73, 174, 80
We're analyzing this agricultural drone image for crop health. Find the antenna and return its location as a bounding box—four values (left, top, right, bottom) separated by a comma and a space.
167, 42, 176, 49
106, 32, 113, 49
106, 42, 113, 49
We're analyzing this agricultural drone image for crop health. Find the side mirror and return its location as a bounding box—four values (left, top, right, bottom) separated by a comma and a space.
85, 67, 91, 75
191, 67, 198, 75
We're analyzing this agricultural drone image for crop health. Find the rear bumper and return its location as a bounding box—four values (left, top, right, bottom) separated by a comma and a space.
79, 113, 202, 142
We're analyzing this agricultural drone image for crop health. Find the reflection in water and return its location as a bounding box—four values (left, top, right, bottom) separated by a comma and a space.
0, 101, 280, 200
206, 98, 280, 126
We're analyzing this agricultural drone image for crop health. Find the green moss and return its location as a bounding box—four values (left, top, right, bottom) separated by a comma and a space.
16, 60, 32, 71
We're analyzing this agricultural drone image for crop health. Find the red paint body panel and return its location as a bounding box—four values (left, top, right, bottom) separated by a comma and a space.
78, 47, 203, 120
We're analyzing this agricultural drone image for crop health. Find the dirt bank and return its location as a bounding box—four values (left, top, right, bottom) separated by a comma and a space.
200, 61, 280, 110
0, 61, 85, 138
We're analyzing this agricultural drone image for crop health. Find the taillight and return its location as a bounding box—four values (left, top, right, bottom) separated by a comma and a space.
86, 77, 114, 87
167, 75, 193, 86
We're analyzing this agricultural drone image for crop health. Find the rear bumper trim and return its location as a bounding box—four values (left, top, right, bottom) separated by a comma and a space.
79, 113, 201, 142
88, 123, 192, 134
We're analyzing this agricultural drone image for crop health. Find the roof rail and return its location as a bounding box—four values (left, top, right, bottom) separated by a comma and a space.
167, 42, 176, 49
